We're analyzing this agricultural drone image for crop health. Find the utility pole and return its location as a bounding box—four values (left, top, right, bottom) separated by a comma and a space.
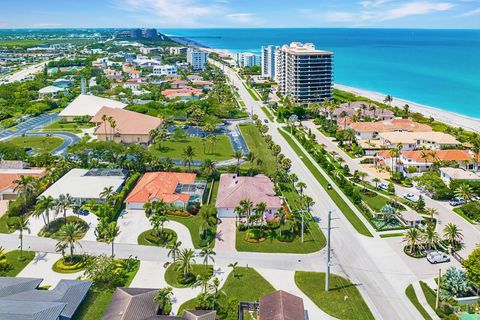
300, 209, 305, 243
325, 210, 332, 292
436, 268, 441, 310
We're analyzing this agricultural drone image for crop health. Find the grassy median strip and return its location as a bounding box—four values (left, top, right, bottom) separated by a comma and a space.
419, 281, 448, 318
241, 82, 260, 101
261, 106, 274, 122
279, 129, 373, 237
405, 284, 433, 320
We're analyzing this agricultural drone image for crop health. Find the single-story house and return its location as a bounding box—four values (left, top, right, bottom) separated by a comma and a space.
59, 94, 127, 122
349, 119, 432, 140
0, 167, 46, 201
53, 78, 74, 88
125, 172, 205, 210
91, 106, 162, 144
440, 167, 480, 184
259, 290, 305, 320
40, 168, 128, 204
161, 87, 203, 101
0, 277, 92, 320
169, 79, 188, 89
379, 131, 461, 151
122, 80, 143, 90
399, 210, 423, 228
191, 80, 214, 90
102, 287, 216, 320
39, 85, 67, 99
215, 174, 283, 218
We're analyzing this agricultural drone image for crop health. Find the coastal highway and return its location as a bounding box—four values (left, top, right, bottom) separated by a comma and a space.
2, 61, 48, 83
211, 59, 423, 320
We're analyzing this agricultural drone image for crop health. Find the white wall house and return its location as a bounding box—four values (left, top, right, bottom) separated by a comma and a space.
152, 65, 178, 76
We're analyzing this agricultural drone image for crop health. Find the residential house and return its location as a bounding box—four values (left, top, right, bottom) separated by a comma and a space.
38, 85, 66, 99
333, 102, 395, 121
127, 69, 141, 79
215, 174, 283, 218
53, 78, 74, 88
125, 172, 206, 210
400, 149, 473, 173
349, 119, 432, 140
170, 79, 188, 89
239, 290, 306, 320
123, 80, 143, 90
439, 167, 480, 184
191, 80, 214, 90
104, 68, 123, 81
91, 106, 162, 144
378, 131, 461, 151
152, 65, 178, 76
134, 58, 162, 68
102, 287, 216, 320
40, 168, 128, 205
59, 94, 127, 121
161, 87, 203, 101
0, 161, 45, 200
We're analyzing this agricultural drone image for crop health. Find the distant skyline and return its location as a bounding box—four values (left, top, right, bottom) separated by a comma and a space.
0, 0, 479, 29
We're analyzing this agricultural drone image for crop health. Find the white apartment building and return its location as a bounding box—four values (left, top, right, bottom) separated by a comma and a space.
235, 52, 261, 68
261, 45, 276, 79
187, 48, 208, 70
274, 42, 333, 103
152, 65, 178, 76
169, 47, 188, 55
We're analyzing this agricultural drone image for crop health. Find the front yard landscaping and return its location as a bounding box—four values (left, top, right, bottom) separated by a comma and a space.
164, 263, 213, 288
239, 124, 277, 176
137, 228, 177, 247
52, 254, 86, 274
0, 250, 35, 276
38, 216, 89, 239
9, 135, 63, 154
42, 121, 94, 134
295, 271, 374, 320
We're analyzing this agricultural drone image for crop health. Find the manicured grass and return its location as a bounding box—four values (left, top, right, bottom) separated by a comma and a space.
52, 255, 85, 274
295, 271, 374, 320
8, 136, 63, 154
169, 213, 217, 249
419, 281, 448, 318
236, 219, 325, 253
72, 260, 140, 320
405, 284, 433, 320
152, 136, 234, 162
137, 228, 177, 247
279, 129, 373, 237
164, 263, 213, 288
239, 124, 277, 176
42, 121, 94, 134
261, 106, 274, 122
179, 267, 275, 319
242, 82, 260, 101
0, 250, 35, 276
453, 208, 477, 224
380, 232, 404, 238
38, 216, 89, 239
360, 192, 389, 212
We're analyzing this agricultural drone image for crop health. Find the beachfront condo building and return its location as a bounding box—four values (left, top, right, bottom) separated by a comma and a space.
275, 42, 334, 103
187, 48, 208, 70
235, 52, 261, 68
261, 45, 276, 79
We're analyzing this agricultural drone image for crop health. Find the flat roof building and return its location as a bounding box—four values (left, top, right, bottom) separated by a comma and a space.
261, 45, 276, 79
59, 94, 127, 121
187, 49, 208, 71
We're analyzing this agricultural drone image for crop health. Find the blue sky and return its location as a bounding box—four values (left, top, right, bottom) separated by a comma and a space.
0, 0, 479, 29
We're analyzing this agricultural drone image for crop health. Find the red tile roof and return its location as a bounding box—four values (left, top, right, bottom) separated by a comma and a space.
0, 171, 45, 193
350, 119, 432, 133
402, 150, 472, 163
161, 87, 203, 99
125, 172, 196, 204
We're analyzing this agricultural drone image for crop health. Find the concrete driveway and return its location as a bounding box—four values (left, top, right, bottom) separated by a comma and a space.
214, 218, 237, 252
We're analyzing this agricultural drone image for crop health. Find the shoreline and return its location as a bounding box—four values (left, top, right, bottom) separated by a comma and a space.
170, 35, 480, 133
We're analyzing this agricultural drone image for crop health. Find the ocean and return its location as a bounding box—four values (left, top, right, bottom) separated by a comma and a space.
163, 28, 480, 118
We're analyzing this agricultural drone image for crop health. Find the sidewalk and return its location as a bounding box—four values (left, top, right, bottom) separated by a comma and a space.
412, 281, 440, 320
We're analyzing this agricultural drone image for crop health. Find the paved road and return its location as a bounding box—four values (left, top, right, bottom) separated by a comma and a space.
2, 61, 49, 83
0, 114, 59, 141
210, 59, 423, 320
303, 120, 480, 258
25, 131, 80, 155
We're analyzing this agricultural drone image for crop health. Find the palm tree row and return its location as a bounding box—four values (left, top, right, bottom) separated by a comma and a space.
403, 223, 463, 255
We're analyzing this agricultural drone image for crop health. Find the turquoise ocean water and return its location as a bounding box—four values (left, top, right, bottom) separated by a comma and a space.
163, 28, 480, 118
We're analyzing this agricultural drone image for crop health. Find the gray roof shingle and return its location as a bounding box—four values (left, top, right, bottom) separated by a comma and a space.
0, 277, 43, 298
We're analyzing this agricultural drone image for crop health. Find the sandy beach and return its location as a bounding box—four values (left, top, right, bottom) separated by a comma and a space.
335, 84, 480, 133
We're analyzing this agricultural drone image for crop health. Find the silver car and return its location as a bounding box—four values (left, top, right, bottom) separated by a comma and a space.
427, 251, 450, 264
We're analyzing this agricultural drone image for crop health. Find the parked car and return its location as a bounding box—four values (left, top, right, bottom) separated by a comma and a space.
263, 119, 269, 123
449, 197, 465, 206
427, 251, 450, 264
327, 183, 332, 190
378, 183, 388, 191
403, 193, 419, 203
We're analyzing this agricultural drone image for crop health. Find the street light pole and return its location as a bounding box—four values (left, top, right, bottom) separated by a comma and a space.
300, 209, 305, 243
325, 210, 332, 292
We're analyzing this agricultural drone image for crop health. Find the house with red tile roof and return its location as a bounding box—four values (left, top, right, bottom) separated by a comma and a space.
349, 118, 432, 140
91, 107, 162, 145
125, 172, 205, 210
215, 174, 282, 218
0, 165, 46, 201
161, 87, 203, 101
400, 149, 474, 173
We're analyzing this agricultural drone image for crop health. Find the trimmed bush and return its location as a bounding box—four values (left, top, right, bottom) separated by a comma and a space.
458, 202, 480, 222
52, 255, 86, 274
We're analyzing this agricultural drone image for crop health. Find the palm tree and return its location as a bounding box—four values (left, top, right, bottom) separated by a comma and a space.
182, 145, 195, 171
101, 114, 109, 138
13, 175, 37, 199
372, 177, 381, 189
253, 201, 267, 225
228, 262, 239, 278
167, 241, 182, 262
153, 287, 174, 315
13, 216, 30, 259
201, 159, 217, 178
104, 222, 120, 257
383, 95, 393, 106
56, 193, 74, 224
454, 183, 474, 203
34, 195, 55, 229
233, 150, 243, 173
100, 186, 114, 203
247, 151, 256, 175
239, 199, 254, 228
149, 128, 159, 148
425, 208, 438, 224
423, 227, 440, 251
234, 205, 244, 227
199, 246, 216, 270
443, 223, 463, 251
57, 222, 84, 262
296, 182, 307, 196
403, 228, 423, 254
163, 158, 175, 172
149, 212, 168, 238
176, 248, 196, 279
195, 273, 211, 294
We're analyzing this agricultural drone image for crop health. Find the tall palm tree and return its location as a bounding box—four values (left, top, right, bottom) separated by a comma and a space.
34, 195, 55, 229
423, 227, 440, 251
167, 241, 182, 262
233, 150, 243, 173
104, 222, 120, 257
13, 216, 30, 258
443, 223, 463, 251
149, 213, 168, 238
247, 151, 256, 175
176, 248, 196, 279
372, 177, 381, 189
234, 205, 245, 227
56, 193, 74, 224
403, 228, 423, 254
163, 157, 174, 172
100, 186, 114, 203
149, 128, 159, 148
454, 184, 474, 203
201, 159, 217, 178
57, 222, 84, 263
101, 114, 109, 138
228, 262, 239, 278
296, 182, 307, 196
13, 175, 37, 199
199, 246, 216, 270
425, 208, 438, 224
239, 199, 254, 228
253, 201, 267, 225
153, 287, 174, 315
182, 145, 195, 171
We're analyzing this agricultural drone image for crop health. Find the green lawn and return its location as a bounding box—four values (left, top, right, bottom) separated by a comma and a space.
360, 192, 389, 212
261, 106, 274, 122
295, 271, 374, 320
0, 250, 35, 276
8, 136, 63, 154
242, 82, 260, 101
419, 281, 448, 318
38, 216, 89, 240
42, 121, 94, 134
169, 213, 217, 249
239, 124, 277, 176
453, 208, 477, 224
72, 261, 140, 320
164, 263, 213, 288
279, 129, 373, 237
137, 228, 177, 247
405, 284, 433, 320
179, 267, 275, 319
380, 232, 405, 238
152, 136, 234, 162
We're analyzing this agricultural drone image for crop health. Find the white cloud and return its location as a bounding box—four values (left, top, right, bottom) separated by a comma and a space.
458, 7, 480, 16
359, 0, 391, 8
381, 1, 455, 20
225, 13, 256, 24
